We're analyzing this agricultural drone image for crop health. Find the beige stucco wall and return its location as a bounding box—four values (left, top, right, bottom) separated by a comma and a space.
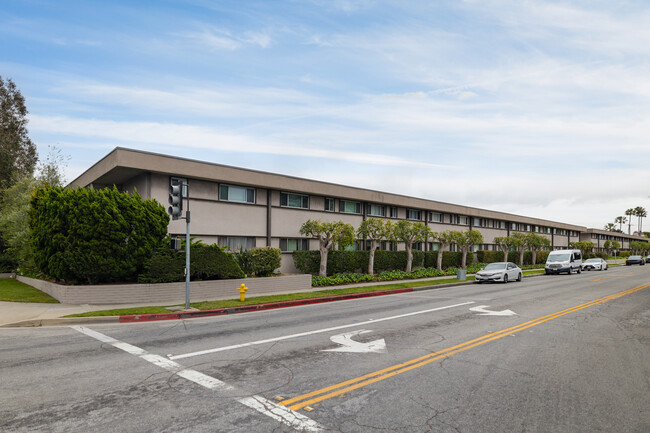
17, 274, 312, 305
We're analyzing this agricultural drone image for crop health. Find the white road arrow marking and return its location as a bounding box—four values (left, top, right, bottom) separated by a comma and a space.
469, 305, 517, 316
322, 330, 387, 353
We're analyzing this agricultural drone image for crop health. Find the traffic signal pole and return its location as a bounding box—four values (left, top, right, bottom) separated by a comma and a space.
169, 180, 191, 309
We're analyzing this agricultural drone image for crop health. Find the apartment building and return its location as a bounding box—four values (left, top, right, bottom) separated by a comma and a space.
70, 148, 648, 273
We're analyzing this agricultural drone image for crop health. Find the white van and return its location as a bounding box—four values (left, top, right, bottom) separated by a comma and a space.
545, 249, 582, 275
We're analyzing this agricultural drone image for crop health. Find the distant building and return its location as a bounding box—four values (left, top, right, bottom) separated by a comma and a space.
70, 148, 648, 272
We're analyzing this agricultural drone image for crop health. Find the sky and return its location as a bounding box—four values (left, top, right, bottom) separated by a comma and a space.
2, 0, 650, 230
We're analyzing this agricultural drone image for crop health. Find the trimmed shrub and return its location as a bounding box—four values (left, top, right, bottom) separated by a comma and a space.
29, 186, 169, 284
476, 250, 504, 264
293, 250, 320, 274
238, 247, 281, 277
139, 243, 244, 283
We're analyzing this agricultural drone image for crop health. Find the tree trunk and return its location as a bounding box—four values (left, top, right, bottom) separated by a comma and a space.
368, 240, 377, 276
502, 247, 508, 262
406, 245, 413, 272
461, 249, 467, 269
519, 249, 524, 266
436, 247, 443, 270
319, 246, 329, 277
531, 250, 537, 265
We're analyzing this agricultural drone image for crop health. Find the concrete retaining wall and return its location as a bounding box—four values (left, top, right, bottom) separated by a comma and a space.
0, 273, 14, 279
17, 274, 313, 305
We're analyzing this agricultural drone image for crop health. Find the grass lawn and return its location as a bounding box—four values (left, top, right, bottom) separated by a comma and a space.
65, 276, 474, 317
0, 278, 59, 303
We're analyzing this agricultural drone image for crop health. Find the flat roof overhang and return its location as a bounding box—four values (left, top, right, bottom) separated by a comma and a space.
70, 147, 588, 231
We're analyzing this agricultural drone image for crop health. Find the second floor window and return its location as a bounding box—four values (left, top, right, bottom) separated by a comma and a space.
325, 198, 335, 212
220, 184, 255, 203
407, 209, 421, 220
340, 200, 361, 214
368, 204, 385, 217
281, 192, 309, 209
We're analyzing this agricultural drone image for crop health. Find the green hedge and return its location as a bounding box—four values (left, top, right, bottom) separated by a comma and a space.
236, 247, 281, 277
139, 243, 244, 283
294, 250, 471, 275
477, 250, 550, 265
29, 186, 169, 284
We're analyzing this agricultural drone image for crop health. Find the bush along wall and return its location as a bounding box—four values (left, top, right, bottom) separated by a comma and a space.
139, 243, 244, 283
235, 247, 282, 277
294, 249, 469, 276
29, 186, 169, 284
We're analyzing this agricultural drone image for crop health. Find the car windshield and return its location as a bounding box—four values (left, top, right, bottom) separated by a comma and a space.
548, 254, 570, 261
629, 256, 641, 259
585, 259, 599, 263
484, 263, 506, 270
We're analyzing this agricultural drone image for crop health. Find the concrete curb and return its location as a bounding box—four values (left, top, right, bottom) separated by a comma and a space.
1, 273, 546, 327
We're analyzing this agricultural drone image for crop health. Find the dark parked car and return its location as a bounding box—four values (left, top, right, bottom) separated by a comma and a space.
625, 255, 645, 266
646, 255, 650, 264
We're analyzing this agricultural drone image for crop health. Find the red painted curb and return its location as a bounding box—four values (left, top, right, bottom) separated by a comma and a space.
119, 287, 414, 323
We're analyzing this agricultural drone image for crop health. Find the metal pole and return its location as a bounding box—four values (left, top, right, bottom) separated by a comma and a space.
185, 183, 191, 310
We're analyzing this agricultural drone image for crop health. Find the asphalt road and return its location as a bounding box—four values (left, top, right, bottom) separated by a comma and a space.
1, 266, 649, 432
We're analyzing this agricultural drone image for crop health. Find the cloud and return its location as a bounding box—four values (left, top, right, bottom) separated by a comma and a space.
176, 25, 272, 50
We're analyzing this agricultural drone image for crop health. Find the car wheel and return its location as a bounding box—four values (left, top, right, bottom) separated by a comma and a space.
604, 265, 608, 270
503, 274, 508, 284
475, 280, 482, 284
577, 267, 581, 274
517, 273, 522, 282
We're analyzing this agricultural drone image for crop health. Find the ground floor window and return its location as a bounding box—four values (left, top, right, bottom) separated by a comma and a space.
219, 236, 256, 252
280, 238, 309, 252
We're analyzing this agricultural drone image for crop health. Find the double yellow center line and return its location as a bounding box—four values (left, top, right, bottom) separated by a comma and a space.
279, 283, 650, 411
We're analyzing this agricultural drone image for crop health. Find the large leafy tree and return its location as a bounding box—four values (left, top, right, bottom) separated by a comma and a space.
625, 208, 635, 234
0, 145, 68, 271
603, 240, 620, 256
614, 216, 627, 232
634, 206, 647, 234
299, 219, 355, 277
392, 220, 431, 272
357, 217, 392, 276
0, 76, 37, 189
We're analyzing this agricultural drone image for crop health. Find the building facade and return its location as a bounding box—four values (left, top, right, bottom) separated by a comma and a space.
70, 148, 649, 273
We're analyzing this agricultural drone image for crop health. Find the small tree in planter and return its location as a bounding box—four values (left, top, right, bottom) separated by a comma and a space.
433, 230, 455, 271
357, 217, 392, 276
494, 236, 517, 263
603, 240, 620, 257
392, 220, 431, 272
525, 233, 551, 265
511, 232, 527, 266
299, 219, 355, 277
456, 229, 483, 269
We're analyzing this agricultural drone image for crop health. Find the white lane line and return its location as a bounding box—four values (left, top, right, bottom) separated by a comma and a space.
169, 301, 475, 360
238, 396, 323, 432
71, 326, 325, 432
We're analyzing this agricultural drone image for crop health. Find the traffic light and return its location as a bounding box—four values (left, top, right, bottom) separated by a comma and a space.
168, 181, 183, 219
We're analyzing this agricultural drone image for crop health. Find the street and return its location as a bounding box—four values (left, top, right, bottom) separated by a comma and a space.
1, 266, 649, 432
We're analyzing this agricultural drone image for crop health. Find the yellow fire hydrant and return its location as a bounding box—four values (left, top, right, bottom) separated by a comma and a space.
238, 283, 248, 301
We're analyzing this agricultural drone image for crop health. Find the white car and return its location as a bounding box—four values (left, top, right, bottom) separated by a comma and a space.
475, 262, 522, 284
581, 258, 608, 271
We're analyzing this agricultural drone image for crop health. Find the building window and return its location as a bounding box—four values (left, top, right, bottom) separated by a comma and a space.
280, 238, 309, 252
429, 212, 442, 223
281, 192, 309, 209
388, 241, 397, 251
342, 240, 363, 251
340, 200, 361, 214
389, 206, 398, 218
325, 198, 335, 212
457, 215, 469, 225
407, 209, 421, 220
171, 177, 188, 197
368, 204, 386, 217
473, 217, 481, 227
220, 184, 255, 203
429, 242, 440, 251
220, 236, 255, 252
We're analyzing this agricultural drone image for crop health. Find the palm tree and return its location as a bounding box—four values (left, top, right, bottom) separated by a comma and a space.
614, 216, 627, 232
634, 206, 647, 234
625, 208, 635, 234
604, 223, 616, 231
